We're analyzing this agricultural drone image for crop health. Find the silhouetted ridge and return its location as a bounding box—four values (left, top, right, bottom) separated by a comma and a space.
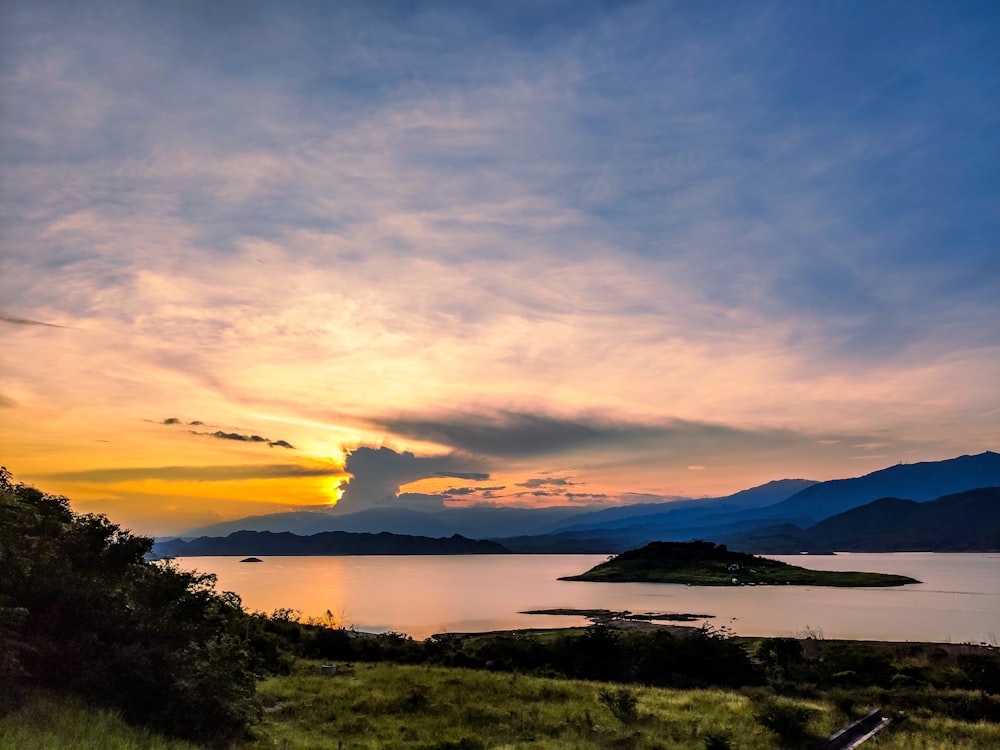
155, 529, 509, 556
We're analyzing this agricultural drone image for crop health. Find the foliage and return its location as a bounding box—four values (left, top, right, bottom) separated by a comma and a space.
247, 661, 822, 749
751, 696, 819, 748
0, 691, 201, 750
0, 469, 280, 745
566, 540, 918, 586
598, 686, 639, 724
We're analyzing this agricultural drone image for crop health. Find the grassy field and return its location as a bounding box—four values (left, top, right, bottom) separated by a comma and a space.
248, 661, 823, 749
0, 693, 201, 750
3, 662, 1000, 749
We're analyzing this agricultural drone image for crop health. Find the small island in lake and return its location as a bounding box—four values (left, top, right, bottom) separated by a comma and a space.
560, 540, 920, 587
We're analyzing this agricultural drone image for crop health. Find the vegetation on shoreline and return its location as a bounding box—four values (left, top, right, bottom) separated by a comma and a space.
2, 471, 997, 749
562, 540, 920, 586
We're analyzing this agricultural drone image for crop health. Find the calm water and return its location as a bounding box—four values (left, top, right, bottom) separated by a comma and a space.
176, 553, 1000, 643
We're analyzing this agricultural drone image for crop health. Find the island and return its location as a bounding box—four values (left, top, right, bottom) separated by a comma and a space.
560, 540, 920, 587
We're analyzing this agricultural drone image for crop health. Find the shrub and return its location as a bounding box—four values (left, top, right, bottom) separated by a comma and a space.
598, 686, 639, 724
0, 469, 266, 745
752, 696, 818, 748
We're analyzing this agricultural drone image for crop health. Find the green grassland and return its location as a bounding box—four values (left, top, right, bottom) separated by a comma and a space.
4, 660, 999, 750
563, 541, 919, 586
0, 693, 201, 750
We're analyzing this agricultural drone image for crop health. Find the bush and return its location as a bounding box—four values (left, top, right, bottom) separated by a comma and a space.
0, 469, 266, 745
752, 696, 818, 748
702, 729, 733, 749
598, 686, 639, 724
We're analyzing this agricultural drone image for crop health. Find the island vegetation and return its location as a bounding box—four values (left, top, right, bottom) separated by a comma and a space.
2, 470, 996, 749
561, 540, 921, 586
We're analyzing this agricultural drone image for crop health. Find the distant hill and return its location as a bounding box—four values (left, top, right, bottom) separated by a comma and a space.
170, 452, 1000, 554
180, 504, 592, 540
720, 487, 1000, 553
154, 530, 509, 557
548, 479, 817, 534
752, 452, 1000, 526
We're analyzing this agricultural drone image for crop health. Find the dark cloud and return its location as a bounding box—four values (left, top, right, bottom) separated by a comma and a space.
435, 471, 490, 481
210, 430, 269, 443
337, 446, 488, 513
370, 411, 667, 457
394, 492, 452, 512
516, 477, 579, 488
38, 463, 341, 483
370, 410, 812, 460
163, 419, 297, 449
0, 393, 14, 408
441, 484, 507, 498
0, 314, 65, 328
204, 431, 296, 449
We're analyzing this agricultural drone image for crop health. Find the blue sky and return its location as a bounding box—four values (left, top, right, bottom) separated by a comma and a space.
1, 0, 998, 533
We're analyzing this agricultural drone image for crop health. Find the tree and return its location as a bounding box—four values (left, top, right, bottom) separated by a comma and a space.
0, 468, 265, 744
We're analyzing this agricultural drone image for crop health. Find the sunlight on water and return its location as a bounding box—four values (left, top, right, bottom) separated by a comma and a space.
177, 553, 1000, 643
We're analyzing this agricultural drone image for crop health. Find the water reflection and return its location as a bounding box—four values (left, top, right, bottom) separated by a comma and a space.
177, 553, 1000, 643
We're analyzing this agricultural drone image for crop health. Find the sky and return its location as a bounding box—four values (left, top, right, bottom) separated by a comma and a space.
1, 0, 998, 536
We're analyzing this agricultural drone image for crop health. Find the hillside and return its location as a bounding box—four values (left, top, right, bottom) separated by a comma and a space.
561, 541, 919, 587
722, 487, 1000, 553
182, 504, 591, 539
752, 452, 1000, 526
155, 529, 509, 557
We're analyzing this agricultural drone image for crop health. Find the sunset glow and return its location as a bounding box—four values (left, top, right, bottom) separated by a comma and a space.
1, 1, 997, 535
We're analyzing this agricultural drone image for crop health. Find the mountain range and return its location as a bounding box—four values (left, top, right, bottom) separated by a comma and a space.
159, 452, 1000, 554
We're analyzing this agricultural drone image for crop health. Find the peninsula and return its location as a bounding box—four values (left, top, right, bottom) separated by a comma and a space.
561, 540, 919, 587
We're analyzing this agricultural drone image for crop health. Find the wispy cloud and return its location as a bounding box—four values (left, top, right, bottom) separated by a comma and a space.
1, 1, 996, 528
39, 463, 341, 484
157, 417, 296, 449
0, 314, 65, 328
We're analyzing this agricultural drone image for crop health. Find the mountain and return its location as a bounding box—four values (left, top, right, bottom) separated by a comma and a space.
171, 453, 1000, 554
180, 504, 592, 540
155, 530, 509, 557
547, 479, 817, 534
720, 487, 1000, 552
751, 452, 1000, 526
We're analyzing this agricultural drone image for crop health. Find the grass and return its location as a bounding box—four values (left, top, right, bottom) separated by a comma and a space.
0, 693, 200, 750
247, 660, 837, 749
2, 655, 998, 749
866, 715, 1000, 749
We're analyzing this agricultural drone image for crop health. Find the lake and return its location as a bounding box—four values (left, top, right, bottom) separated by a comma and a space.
175, 553, 1000, 643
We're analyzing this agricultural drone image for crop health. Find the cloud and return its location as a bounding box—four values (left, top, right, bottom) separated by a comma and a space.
370, 411, 667, 458
207, 430, 269, 443
158, 419, 295, 449
435, 470, 491, 481
1, 0, 996, 518
442, 485, 506, 497
0, 314, 65, 328
38, 463, 341, 483
516, 477, 579, 488
336, 446, 489, 513
370, 410, 823, 461
0, 393, 14, 408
